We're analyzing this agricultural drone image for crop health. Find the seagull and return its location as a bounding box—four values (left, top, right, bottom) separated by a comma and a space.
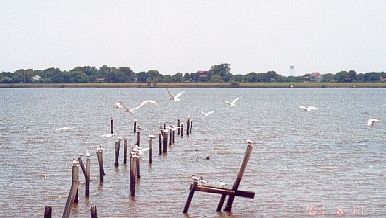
79, 153, 84, 157
166, 89, 185, 101
219, 180, 226, 187
96, 145, 104, 152
101, 133, 114, 137
85, 150, 90, 157
225, 97, 240, 107
367, 119, 379, 127
201, 111, 214, 117
114, 101, 126, 109
246, 139, 254, 144
128, 100, 158, 113
191, 175, 207, 184
299, 106, 318, 111
55, 127, 72, 131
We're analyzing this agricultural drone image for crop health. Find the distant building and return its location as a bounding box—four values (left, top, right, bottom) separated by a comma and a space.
95, 77, 105, 82
304, 72, 322, 83
380, 76, 386, 83
197, 70, 209, 81
32, 75, 41, 81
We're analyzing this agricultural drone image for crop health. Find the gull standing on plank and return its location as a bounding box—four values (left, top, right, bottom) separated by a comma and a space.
299, 106, 318, 112
367, 119, 379, 127
225, 97, 240, 107
191, 175, 207, 184
166, 88, 185, 101
128, 100, 158, 114
201, 111, 214, 117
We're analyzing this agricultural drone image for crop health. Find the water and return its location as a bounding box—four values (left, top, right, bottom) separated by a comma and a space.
0, 88, 386, 217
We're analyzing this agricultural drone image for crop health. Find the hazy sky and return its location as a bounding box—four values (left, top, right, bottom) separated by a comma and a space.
1, 0, 385, 75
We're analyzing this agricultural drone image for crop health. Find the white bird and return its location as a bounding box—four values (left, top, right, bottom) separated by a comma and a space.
166, 89, 185, 101
299, 106, 318, 111
96, 145, 104, 152
128, 100, 158, 113
55, 127, 72, 131
246, 139, 254, 144
79, 153, 84, 157
114, 101, 126, 109
225, 97, 240, 107
201, 111, 214, 117
367, 119, 379, 127
219, 180, 226, 187
191, 175, 207, 184
85, 150, 90, 157
72, 159, 78, 165
101, 133, 114, 137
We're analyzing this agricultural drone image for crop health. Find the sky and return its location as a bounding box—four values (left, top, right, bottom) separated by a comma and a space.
0, 0, 385, 76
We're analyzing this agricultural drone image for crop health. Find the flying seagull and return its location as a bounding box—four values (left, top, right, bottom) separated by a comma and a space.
166, 88, 185, 101
55, 127, 72, 131
128, 100, 158, 113
299, 106, 318, 112
225, 97, 240, 107
201, 111, 214, 117
367, 119, 379, 127
101, 133, 114, 138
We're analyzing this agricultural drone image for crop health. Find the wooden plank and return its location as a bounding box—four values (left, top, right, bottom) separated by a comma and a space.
183, 182, 198, 213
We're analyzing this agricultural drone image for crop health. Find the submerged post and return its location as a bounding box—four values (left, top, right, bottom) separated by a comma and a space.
44, 206, 52, 218
186, 118, 190, 136
115, 141, 120, 167
133, 119, 137, 133
158, 132, 162, 155
163, 129, 168, 153
130, 154, 138, 197
96, 146, 104, 182
136, 131, 140, 146
124, 138, 128, 164
63, 160, 79, 218
183, 181, 198, 214
177, 119, 181, 135
181, 124, 184, 138
110, 117, 113, 134
169, 129, 173, 146
172, 130, 175, 144
190, 121, 193, 134
149, 135, 154, 164
85, 152, 91, 197
90, 206, 97, 218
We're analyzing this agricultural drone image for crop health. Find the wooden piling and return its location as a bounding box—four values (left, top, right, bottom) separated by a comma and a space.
223, 143, 254, 212
169, 129, 172, 146
190, 121, 193, 134
124, 138, 128, 164
90, 206, 97, 218
172, 130, 175, 144
114, 141, 120, 167
158, 132, 162, 155
130, 155, 138, 197
136, 152, 141, 178
177, 119, 181, 135
149, 135, 154, 164
183, 181, 198, 213
136, 131, 140, 146
44, 206, 52, 218
163, 130, 168, 153
133, 119, 137, 133
110, 117, 113, 134
85, 155, 90, 197
96, 147, 104, 182
181, 124, 184, 138
62, 161, 79, 218
186, 118, 190, 136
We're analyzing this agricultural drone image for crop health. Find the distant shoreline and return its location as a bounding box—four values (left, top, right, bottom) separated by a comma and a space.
1, 82, 386, 88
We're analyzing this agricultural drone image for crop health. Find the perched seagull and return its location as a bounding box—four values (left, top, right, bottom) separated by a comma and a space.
191, 175, 207, 184
85, 150, 90, 157
166, 89, 185, 101
299, 106, 318, 112
246, 139, 254, 144
225, 97, 240, 107
55, 127, 72, 131
79, 153, 84, 157
219, 180, 226, 187
128, 100, 158, 114
96, 145, 104, 152
201, 111, 214, 117
367, 119, 379, 127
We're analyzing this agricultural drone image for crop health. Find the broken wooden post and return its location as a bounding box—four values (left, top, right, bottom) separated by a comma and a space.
62, 160, 79, 218
114, 141, 120, 167
163, 129, 168, 153
223, 142, 254, 211
124, 138, 128, 164
133, 119, 137, 133
181, 124, 184, 138
186, 118, 190, 136
169, 128, 173, 146
136, 151, 141, 178
158, 132, 162, 155
90, 205, 97, 218
177, 119, 181, 135
190, 121, 193, 134
163, 123, 166, 129
183, 181, 198, 214
44, 206, 52, 218
110, 117, 113, 134
172, 130, 175, 144
96, 146, 104, 182
149, 135, 154, 164
136, 131, 140, 146
130, 153, 138, 197
85, 152, 91, 197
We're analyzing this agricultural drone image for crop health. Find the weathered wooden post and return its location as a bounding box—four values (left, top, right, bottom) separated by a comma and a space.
133, 119, 137, 133
186, 118, 190, 136
169, 128, 173, 146
181, 124, 184, 138
158, 132, 162, 155
85, 152, 91, 197
114, 141, 120, 167
177, 119, 181, 135
183, 181, 198, 213
136, 130, 140, 146
130, 153, 138, 197
172, 130, 175, 144
149, 135, 154, 164
163, 123, 166, 129
90, 206, 97, 218
44, 206, 52, 218
136, 150, 141, 178
62, 160, 79, 218
190, 121, 193, 134
96, 146, 105, 182
110, 117, 113, 134
124, 138, 128, 164
163, 129, 168, 153
223, 142, 254, 212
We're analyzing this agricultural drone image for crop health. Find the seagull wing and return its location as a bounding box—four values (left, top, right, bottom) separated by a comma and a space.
201, 111, 206, 116
129, 100, 158, 113
308, 106, 318, 110
207, 111, 214, 115
367, 119, 379, 126
174, 91, 185, 99
166, 88, 174, 99
231, 97, 240, 104
299, 106, 307, 110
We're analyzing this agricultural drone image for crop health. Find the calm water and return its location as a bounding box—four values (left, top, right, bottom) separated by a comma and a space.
0, 88, 386, 217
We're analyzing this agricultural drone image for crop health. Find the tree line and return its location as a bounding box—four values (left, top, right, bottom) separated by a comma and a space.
0, 64, 385, 83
